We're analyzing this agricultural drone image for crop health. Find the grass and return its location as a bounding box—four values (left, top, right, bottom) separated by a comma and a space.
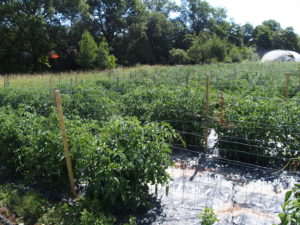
1, 62, 299, 90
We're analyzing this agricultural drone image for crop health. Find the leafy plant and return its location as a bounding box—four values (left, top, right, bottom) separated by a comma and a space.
81, 116, 178, 212
279, 183, 300, 225
198, 207, 219, 225
0, 184, 115, 225
77, 31, 99, 69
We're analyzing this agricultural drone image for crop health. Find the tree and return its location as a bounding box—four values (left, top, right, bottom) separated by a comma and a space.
181, 0, 227, 35
77, 31, 98, 69
272, 27, 299, 51
254, 25, 273, 50
143, 0, 179, 17
88, 0, 147, 44
146, 12, 175, 63
227, 22, 243, 47
0, 0, 87, 73
96, 40, 117, 69
187, 33, 228, 64
242, 23, 255, 46
169, 48, 189, 64
262, 19, 281, 32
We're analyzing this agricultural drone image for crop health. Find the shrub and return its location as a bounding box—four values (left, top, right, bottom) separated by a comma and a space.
0, 105, 99, 190
169, 48, 189, 65
0, 86, 121, 122
214, 96, 300, 166
198, 207, 219, 225
81, 117, 178, 212
0, 87, 52, 116
0, 106, 178, 212
0, 184, 115, 225
122, 85, 215, 146
187, 34, 228, 64
62, 86, 121, 122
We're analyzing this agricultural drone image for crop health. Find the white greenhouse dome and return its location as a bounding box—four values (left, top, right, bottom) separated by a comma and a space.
261, 49, 300, 62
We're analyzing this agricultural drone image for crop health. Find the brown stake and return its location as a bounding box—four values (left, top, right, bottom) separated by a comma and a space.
54, 90, 77, 197
204, 73, 210, 154
285, 73, 290, 100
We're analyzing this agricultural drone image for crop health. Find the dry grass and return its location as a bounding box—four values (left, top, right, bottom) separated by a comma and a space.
0, 65, 164, 89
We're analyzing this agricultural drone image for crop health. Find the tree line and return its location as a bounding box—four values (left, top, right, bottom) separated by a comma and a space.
1, 0, 300, 73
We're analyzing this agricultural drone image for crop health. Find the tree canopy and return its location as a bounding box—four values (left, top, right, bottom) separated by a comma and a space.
1, 0, 299, 73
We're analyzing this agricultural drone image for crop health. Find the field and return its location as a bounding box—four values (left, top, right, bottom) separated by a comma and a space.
0, 62, 300, 224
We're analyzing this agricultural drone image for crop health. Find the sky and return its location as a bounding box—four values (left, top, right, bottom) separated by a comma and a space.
174, 0, 300, 35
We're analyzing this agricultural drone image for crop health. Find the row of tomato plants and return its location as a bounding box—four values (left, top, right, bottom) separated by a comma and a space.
1, 79, 299, 168
0, 104, 179, 213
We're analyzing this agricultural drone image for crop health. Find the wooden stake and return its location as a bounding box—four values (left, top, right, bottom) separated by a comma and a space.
4, 76, 9, 87
53, 90, 77, 197
49, 77, 54, 89
285, 73, 290, 100
204, 73, 210, 154
70, 78, 73, 94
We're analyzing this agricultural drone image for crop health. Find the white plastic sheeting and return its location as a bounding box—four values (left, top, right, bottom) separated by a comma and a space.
261, 49, 300, 62
145, 159, 298, 225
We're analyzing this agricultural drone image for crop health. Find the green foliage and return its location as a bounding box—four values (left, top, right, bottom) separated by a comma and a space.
227, 46, 258, 63
82, 117, 178, 212
97, 40, 117, 69
187, 34, 228, 64
77, 31, 99, 69
0, 184, 115, 225
279, 183, 300, 225
1, 0, 300, 73
0, 85, 121, 121
77, 31, 117, 70
122, 85, 214, 146
214, 94, 300, 166
169, 48, 190, 64
0, 106, 98, 190
0, 185, 46, 225
198, 207, 219, 225
0, 104, 177, 212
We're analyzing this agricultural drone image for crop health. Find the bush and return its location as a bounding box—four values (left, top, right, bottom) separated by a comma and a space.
122, 85, 216, 146
214, 96, 300, 166
198, 207, 218, 225
0, 86, 121, 122
81, 117, 178, 212
0, 87, 52, 116
169, 48, 189, 65
0, 184, 115, 225
0, 106, 178, 212
187, 34, 228, 64
62, 86, 121, 122
0, 105, 99, 190
227, 46, 259, 63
